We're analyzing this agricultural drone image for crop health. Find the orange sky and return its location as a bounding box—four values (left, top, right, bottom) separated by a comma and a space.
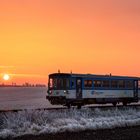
0, 0, 140, 84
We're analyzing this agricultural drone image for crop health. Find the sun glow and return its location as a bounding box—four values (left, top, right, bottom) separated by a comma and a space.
3, 74, 10, 81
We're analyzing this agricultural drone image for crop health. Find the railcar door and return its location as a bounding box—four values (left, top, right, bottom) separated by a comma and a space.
133, 80, 138, 100
76, 78, 82, 99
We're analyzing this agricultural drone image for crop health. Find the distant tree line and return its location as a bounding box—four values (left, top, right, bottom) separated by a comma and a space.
0, 82, 46, 87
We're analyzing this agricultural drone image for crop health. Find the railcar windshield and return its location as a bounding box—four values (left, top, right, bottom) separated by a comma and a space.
48, 77, 70, 90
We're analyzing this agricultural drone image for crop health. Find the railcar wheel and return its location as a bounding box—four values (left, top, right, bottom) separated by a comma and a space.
77, 104, 82, 109
66, 104, 71, 109
112, 102, 117, 107
123, 101, 127, 106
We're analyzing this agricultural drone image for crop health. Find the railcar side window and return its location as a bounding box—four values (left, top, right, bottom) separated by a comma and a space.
84, 80, 88, 87
94, 80, 101, 87
84, 80, 92, 88
126, 81, 133, 88
118, 80, 125, 88
138, 81, 140, 88
111, 80, 118, 88
102, 80, 110, 87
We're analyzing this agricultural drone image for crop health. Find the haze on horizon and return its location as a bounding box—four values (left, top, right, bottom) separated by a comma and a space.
0, 0, 140, 84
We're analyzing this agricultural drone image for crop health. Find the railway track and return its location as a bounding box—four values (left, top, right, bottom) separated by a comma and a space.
0, 107, 67, 113
0, 104, 140, 113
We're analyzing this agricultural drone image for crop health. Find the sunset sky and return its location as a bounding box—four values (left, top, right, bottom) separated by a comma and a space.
0, 0, 140, 84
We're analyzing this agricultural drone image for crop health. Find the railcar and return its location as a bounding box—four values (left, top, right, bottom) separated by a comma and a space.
46, 73, 140, 108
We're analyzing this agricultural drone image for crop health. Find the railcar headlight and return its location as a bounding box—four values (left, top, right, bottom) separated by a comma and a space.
64, 90, 69, 94
48, 90, 52, 95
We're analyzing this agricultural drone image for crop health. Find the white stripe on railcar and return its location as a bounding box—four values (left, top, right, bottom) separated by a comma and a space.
49, 90, 135, 99
82, 90, 134, 98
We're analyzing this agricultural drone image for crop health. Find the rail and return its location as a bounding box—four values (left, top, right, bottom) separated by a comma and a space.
0, 104, 140, 113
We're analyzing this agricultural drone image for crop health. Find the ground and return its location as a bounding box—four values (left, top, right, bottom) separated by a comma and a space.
2, 125, 140, 140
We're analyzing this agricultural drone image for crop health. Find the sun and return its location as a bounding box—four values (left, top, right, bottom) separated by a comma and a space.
3, 74, 10, 81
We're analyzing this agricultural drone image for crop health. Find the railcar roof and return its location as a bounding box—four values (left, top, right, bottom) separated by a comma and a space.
49, 73, 140, 80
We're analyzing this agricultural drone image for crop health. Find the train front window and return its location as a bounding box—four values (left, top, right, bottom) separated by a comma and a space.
49, 78, 53, 88
63, 78, 70, 88
49, 78, 70, 89
49, 78, 57, 89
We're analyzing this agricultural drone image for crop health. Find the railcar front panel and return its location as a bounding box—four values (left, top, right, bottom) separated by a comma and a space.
48, 90, 76, 99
